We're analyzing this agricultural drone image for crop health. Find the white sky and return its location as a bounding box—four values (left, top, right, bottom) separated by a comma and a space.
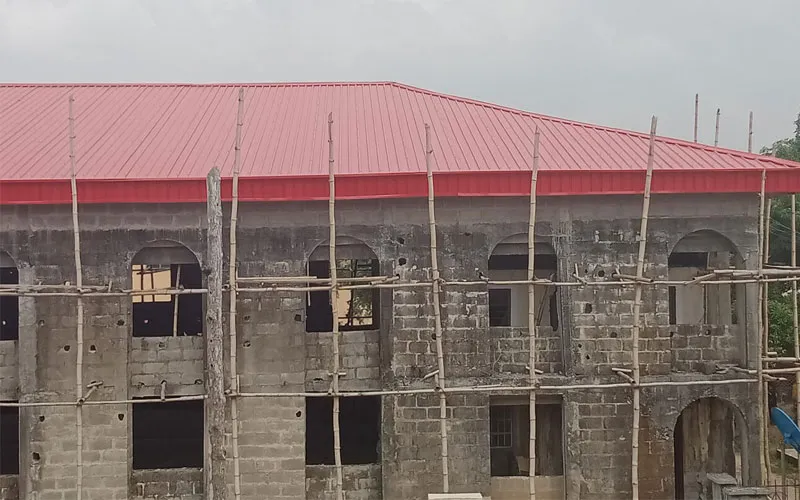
1, 0, 798, 151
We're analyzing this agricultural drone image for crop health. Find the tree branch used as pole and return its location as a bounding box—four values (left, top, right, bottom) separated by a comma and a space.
205, 167, 226, 500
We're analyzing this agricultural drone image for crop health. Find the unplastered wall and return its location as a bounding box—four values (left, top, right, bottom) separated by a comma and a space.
0, 192, 763, 500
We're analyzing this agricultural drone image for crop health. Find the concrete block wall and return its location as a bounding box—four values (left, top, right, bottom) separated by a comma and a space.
0, 342, 16, 398
0, 193, 764, 500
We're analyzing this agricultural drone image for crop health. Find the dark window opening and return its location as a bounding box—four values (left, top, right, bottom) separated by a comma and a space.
668, 252, 708, 268
0, 267, 19, 341
132, 264, 203, 337
489, 289, 512, 327
305, 396, 381, 465
490, 402, 563, 477
306, 259, 380, 333
668, 286, 677, 325
132, 399, 204, 470
487, 254, 558, 329
0, 405, 19, 475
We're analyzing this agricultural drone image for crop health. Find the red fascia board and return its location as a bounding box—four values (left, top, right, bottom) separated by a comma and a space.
1, 169, 799, 205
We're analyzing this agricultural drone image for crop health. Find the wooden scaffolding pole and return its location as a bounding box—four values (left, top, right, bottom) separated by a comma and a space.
426, 123, 450, 493
748, 111, 754, 153
229, 87, 245, 500
69, 95, 85, 500
205, 167, 226, 500
528, 129, 541, 500
714, 108, 721, 147
631, 116, 657, 500
327, 112, 344, 500
764, 193, 773, 485
694, 93, 699, 143
757, 168, 768, 483
172, 264, 181, 336
792, 194, 799, 425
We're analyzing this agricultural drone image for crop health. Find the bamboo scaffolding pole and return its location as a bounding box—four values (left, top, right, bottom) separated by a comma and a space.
631, 116, 657, 500
714, 108, 721, 147
67, 95, 86, 500
327, 112, 344, 500
793, 194, 799, 430
528, 129, 541, 500
757, 168, 769, 484
694, 93, 699, 143
229, 87, 244, 500
765, 195, 773, 485
425, 123, 450, 493
236, 275, 391, 284
748, 111, 754, 153
172, 264, 181, 336
0, 377, 762, 409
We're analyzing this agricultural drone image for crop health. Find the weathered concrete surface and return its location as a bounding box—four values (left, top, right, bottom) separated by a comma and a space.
0, 193, 763, 499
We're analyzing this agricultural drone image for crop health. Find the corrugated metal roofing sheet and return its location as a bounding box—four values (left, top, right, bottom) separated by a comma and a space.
1, 82, 798, 204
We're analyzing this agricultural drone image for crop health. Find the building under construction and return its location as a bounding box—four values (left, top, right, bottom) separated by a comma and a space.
1, 82, 800, 500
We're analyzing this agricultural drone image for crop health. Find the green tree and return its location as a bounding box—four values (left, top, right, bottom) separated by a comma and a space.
763, 112, 800, 355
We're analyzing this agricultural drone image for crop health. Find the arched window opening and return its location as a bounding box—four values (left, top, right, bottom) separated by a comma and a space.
131, 242, 203, 337
0, 251, 19, 342
668, 231, 743, 326
488, 236, 558, 330
306, 237, 380, 333
673, 397, 745, 499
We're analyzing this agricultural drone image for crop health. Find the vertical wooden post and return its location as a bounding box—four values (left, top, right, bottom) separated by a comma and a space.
792, 195, 799, 426
748, 112, 754, 153
426, 123, 450, 493
528, 129, 541, 500
694, 94, 699, 143
714, 108, 721, 147
631, 116, 658, 500
205, 167, 226, 500
69, 95, 85, 500
763, 194, 773, 485
172, 264, 181, 336
757, 168, 768, 484
229, 87, 245, 500
327, 112, 344, 500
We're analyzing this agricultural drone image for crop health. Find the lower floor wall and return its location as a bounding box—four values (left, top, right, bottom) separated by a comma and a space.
0, 382, 761, 500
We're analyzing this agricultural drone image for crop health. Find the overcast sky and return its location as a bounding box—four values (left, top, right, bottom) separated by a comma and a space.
1, 0, 798, 151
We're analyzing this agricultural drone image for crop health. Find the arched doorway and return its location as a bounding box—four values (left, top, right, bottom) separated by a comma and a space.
673, 397, 746, 499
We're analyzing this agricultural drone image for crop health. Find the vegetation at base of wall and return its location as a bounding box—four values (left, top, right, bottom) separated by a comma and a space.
764, 112, 800, 356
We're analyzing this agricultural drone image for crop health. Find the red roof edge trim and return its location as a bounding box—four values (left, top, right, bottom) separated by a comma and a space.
2, 170, 800, 206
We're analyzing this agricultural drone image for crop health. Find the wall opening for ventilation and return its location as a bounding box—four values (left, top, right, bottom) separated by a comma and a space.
0, 405, 19, 475
131, 242, 203, 337
305, 396, 381, 465
668, 231, 743, 326
0, 252, 19, 342
306, 238, 380, 333
489, 397, 564, 477
132, 399, 204, 470
488, 237, 559, 329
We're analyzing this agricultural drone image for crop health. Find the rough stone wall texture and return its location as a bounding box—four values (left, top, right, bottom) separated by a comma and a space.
130, 468, 203, 499
0, 194, 764, 500
0, 342, 17, 398
306, 465, 382, 500
0, 476, 18, 500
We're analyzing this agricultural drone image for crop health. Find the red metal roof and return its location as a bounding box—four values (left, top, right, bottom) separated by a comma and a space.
1, 82, 798, 205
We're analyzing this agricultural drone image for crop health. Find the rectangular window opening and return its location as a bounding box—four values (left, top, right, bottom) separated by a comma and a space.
306, 259, 380, 333
0, 267, 19, 341
132, 264, 203, 337
487, 254, 558, 329
490, 400, 564, 477
0, 404, 19, 475
132, 399, 204, 470
305, 396, 381, 465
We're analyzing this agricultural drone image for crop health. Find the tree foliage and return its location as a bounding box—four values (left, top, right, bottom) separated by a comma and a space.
764, 112, 800, 355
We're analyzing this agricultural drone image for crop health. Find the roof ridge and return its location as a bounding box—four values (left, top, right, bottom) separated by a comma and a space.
389, 82, 800, 169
